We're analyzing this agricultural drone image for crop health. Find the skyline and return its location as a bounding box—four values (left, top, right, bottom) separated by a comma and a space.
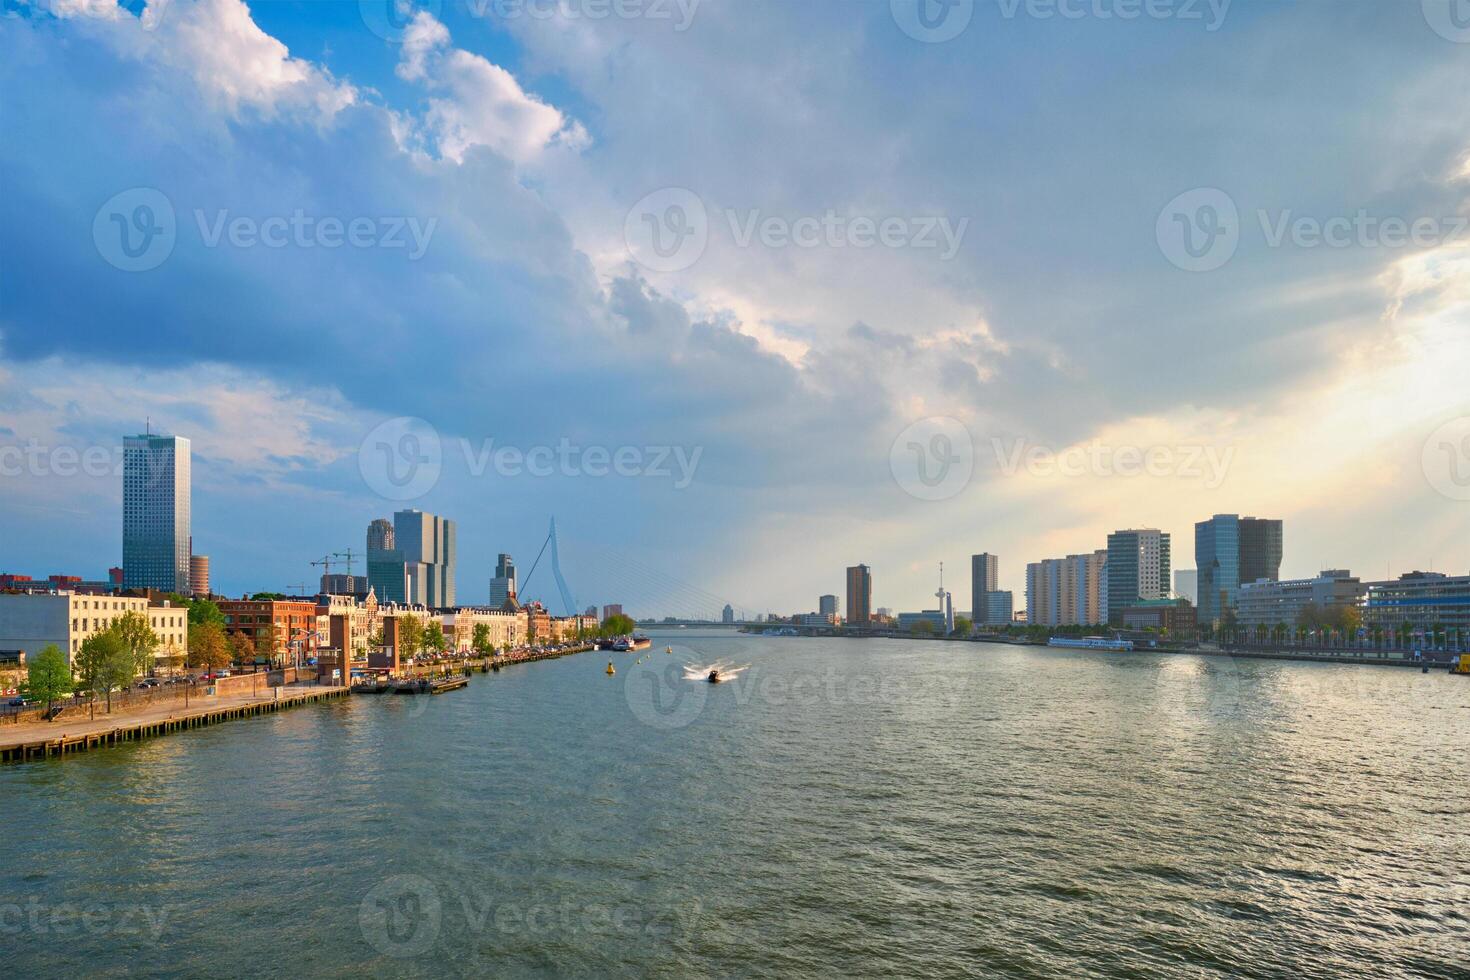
3, 0, 1470, 613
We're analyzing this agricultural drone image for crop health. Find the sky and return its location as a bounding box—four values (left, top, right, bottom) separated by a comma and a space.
1, 0, 1469, 617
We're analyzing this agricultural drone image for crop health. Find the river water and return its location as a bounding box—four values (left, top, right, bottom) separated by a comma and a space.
3, 632, 1468, 978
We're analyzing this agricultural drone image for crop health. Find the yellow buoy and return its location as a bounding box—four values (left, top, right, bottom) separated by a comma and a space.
606, 661, 615, 675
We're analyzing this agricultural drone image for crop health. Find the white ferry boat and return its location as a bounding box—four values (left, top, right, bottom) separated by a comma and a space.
1046, 636, 1134, 651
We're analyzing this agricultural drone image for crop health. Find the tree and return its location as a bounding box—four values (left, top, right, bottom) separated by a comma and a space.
228, 631, 255, 667
110, 610, 160, 677
953, 616, 972, 635
397, 615, 424, 661
23, 644, 73, 713
253, 633, 275, 665
471, 623, 494, 657
187, 598, 226, 630
599, 614, 636, 638
423, 622, 446, 656
97, 645, 137, 712
910, 620, 935, 635
189, 621, 232, 671
367, 627, 385, 652
75, 629, 127, 700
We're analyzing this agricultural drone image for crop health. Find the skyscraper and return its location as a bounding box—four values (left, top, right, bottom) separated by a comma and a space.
722, 604, 735, 624
366, 511, 456, 607
846, 564, 872, 626
489, 553, 517, 609
366, 518, 405, 604
819, 594, 838, 617
1195, 514, 1282, 624
971, 553, 998, 624
1025, 551, 1107, 627
1106, 529, 1170, 624
123, 433, 191, 593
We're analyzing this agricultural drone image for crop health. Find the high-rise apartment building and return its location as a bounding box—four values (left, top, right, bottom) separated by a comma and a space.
1195, 514, 1283, 625
189, 553, 210, 597
1106, 529, 1170, 624
970, 553, 998, 623
722, 604, 735, 624
1026, 551, 1107, 627
846, 564, 872, 626
489, 553, 517, 608
123, 433, 191, 593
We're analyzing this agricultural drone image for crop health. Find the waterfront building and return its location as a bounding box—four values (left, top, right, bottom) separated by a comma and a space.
970, 553, 999, 625
819, 594, 838, 617
602, 603, 623, 621
1106, 529, 1170, 625
1026, 551, 1107, 627
365, 518, 405, 604
1119, 598, 1196, 635
979, 591, 1013, 627
123, 433, 191, 593
721, 603, 735, 624
320, 573, 367, 598
846, 565, 872, 626
1173, 569, 1197, 605
489, 553, 517, 608
189, 554, 210, 597
1362, 572, 1470, 638
439, 605, 528, 653
1195, 515, 1283, 625
1236, 570, 1364, 629
897, 610, 947, 632
218, 597, 321, 664
795, 612, 839, 626
0, 591, 187, 668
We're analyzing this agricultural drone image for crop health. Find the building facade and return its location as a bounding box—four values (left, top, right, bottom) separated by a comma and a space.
1236, 570, 1364, 629
488, 553, 517, 608
602, 604, 623, 621
218, 598, 321, 663
1173, 569, 1197, 605
970, 553, 999, 625
979, 590, 1013, 627
819, 594, 838, 617
1026, 551, 1107, 627
722, 604, 735, 624
1195, 515, 1283, 625
0, 592, 187, 669
1362, 572, 1470, 637
846, 564, 872, 626
366, 511, 456, 607
1106, 529, 1170, 624
189, 554, 210, 597
1119, 598, 1196, 634
123, 433, 191, 593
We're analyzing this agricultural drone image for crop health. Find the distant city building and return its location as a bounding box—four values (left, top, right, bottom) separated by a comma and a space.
846, 564, 872, 626
1119, 598, 1196, 634
1106, 529, 1170, 625
979, 591, 1013, 627
1362, 572, 1470, 636
489, 553, 517, 608
189, 553, 210, 597
794, 612, 839, 626
366, 517, 404, 604
1027, 550, 1107, 627
722, 603, 735, 624
970, 553, 999, 625
1173, 569, 1197, 605
123, 433, 191, 593
602, 604, 623, 621
897, 610, 947, 632
367, 511, 456, 607
1195, 515, 1282, 625
320, 573, 366, 597
819, 594, 838, 617
1236, 570, 1363, 628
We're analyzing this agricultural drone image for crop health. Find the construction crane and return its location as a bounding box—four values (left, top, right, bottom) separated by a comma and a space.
333, 548, 359, 579
308, 554, 335, 594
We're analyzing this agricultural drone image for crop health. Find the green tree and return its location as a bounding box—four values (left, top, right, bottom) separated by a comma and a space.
23, 644, 73, 713
253, 633, 275, 665
910, 620, 935, 635
423, 622, 446, 656
396, 615, 424, 661
599, 614, 636, 637
110, 610, 160, 677
953, 616, 972, 635
75, 629, 127, 699
97, 645, 137, 712
189, 621, 232, 671
471, 623, 494, 656
187, 598, 226, 629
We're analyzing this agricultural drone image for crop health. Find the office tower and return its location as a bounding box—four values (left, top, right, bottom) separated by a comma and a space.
980, 591, 1013, 626
123, 433, 191, 593
846, 564, 872, 626
367, 518, 394, 553
1195, 514, 1282, 624
366, 518, 406, 604
1174, 569, 1197, 605
819, 594, 838, 617
722, 604, 735, 624
1106, 529, 1170, 624
970, 553, 999, 624
489, 553, 517, 608
394, 509, 456, 608
189, 554, 210, 597
602, 604, 623, 621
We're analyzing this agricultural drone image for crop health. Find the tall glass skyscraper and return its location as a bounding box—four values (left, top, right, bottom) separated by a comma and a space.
123, 433, 191, 593
489, 553, 516, 608
1195, 514, 1283, 625
1106, 529, 1170, 624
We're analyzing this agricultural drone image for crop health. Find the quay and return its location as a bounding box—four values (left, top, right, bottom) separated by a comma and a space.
0, 686, 348, 764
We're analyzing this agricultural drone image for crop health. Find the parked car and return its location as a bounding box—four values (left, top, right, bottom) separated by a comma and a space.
138, 678, 161, 689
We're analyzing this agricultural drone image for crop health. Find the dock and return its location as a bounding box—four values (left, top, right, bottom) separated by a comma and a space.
0, 686, 348, 764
